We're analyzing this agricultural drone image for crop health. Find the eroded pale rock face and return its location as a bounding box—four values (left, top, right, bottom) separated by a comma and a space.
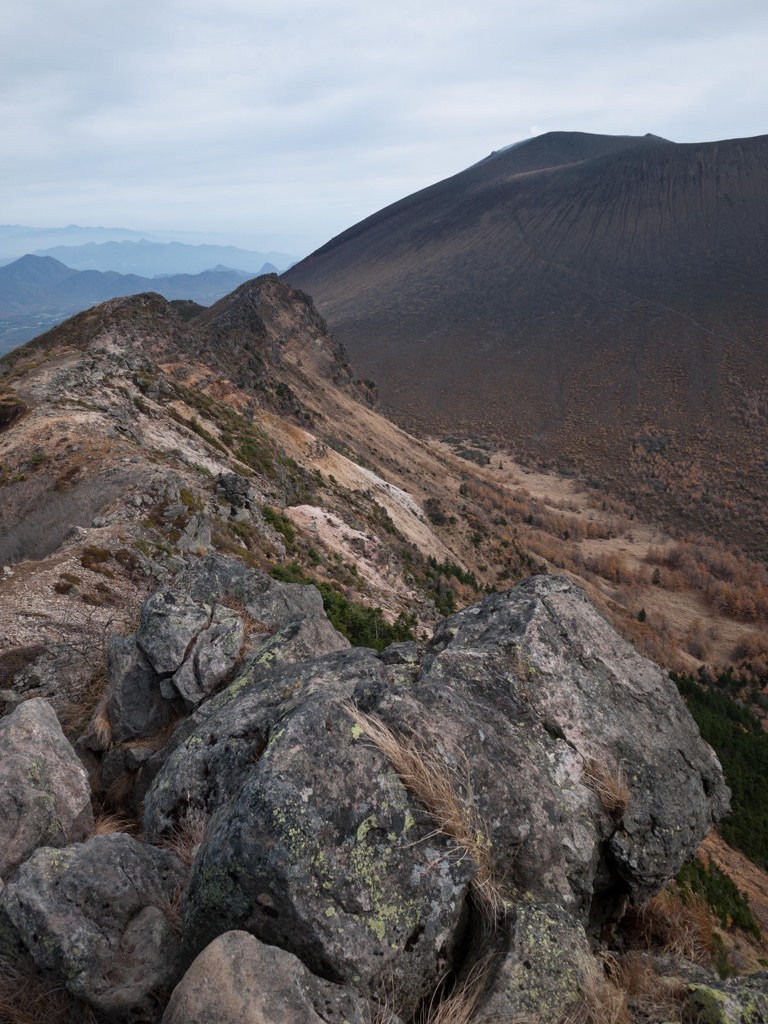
0, 698, 93, 879
162, 931, 376, 1024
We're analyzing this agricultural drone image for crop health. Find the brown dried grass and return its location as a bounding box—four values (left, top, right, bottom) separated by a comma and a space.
88, 693, 112, 750
86, 812, 135, 839
161, 808, 209, 867
343, 703, 505, 921
58, 665, 110, 744
104, 769, 138, 813
582, 756, 629, 819
418, 959, 495, 1024
0, 955, 104, 1024
558, 957, 630, 1024
621, 885, 714, 965
610, 952, 687, 1023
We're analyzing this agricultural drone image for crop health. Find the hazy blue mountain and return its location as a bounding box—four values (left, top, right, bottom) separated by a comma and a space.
0, 255, 254, 354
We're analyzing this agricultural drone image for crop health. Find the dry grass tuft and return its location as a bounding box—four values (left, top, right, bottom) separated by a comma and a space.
620, 884, 714, 965
558, 957, 630, 1024
610, 952, 687, 1023
104, 769, 138, 813
417, 959, 494, 1024
581, 756, 629, 819
88, 693, 112, 751
123, 718, 179, 756
58, 665, 110, 744
86, 812, 135, 839
344, 703, 505, 920
155, 879, 186, 936
0, 955, 103, 1024
161, 808, 209, 867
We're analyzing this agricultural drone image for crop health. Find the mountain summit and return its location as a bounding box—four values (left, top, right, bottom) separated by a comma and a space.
285, 131, 768, 551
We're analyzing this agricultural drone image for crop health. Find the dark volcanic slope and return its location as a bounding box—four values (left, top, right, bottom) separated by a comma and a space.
285, 131, 768, 549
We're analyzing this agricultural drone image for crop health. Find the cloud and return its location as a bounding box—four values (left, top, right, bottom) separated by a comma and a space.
1, 0, 767, 255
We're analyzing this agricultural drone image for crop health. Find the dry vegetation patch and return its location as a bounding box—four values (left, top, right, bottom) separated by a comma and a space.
344, 703, 505, 920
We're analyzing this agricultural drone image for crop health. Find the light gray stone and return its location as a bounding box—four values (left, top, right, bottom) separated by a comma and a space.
0, 833, 186, 1021
165, 607, 244, 708
136, 589, 210, 674
0, 698, 93, 879
162, 931, 375, 1024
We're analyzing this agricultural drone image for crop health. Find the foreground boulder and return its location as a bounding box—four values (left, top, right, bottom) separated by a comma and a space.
162, 931, 376, 1024
0, 697, 93, 879
172, 650, 473, 1018
0, 833, 186, 1021
370, 575, 730, 933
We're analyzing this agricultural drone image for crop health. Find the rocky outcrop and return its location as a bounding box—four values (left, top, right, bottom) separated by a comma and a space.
101, 554, 349, 748
0, 698, 93, 879
0, 566, 735, 1023
373, 575, 729, 927
687, 975, 768, 1023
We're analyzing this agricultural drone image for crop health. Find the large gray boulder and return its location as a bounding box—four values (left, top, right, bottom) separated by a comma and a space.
162, 931, 376, 1024
370, 575, 729, 932
0, 698, 93, 879
136, 589, 211, 675
176, 653, 474, 1019
174, 552, 326, 625
475, 903, 592, 1021
144, 649, 372, 840
139, 615, 349, 821
163, 606, 244, 708
0, 833, 186, 1021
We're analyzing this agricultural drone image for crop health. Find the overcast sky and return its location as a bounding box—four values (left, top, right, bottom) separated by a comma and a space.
3, 0, 767, 257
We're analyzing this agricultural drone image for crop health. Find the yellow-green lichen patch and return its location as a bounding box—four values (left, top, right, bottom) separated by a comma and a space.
348, 819, 420, 945
356, 815, 378, 843
687, 984, 745, 1024
189, 863, 251, 923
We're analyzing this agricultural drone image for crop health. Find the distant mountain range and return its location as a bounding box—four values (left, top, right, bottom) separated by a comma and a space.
286, 131, 768, 551
26, 240, 293, 277
0, 255, 256, 353
0, 225, 297, 272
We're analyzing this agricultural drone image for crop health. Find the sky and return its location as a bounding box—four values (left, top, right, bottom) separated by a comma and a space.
3, 0, 767, 258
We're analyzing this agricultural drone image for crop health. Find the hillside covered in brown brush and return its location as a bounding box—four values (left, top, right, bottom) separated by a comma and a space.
285, 131, 768, 554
